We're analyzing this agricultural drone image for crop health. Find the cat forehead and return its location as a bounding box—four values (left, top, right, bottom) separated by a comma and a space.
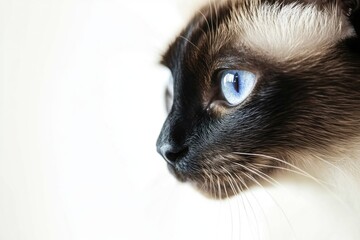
166, 0, 355, 66
229, 1, 355, 61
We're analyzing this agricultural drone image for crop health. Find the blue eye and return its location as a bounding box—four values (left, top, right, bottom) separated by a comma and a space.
220, 70, 256, 106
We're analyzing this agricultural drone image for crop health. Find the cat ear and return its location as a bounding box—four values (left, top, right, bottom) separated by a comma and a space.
342, 0, 360, 37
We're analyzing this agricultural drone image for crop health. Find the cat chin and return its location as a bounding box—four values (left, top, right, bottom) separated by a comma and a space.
191, 180, 258, 200
166, 163, 187, 183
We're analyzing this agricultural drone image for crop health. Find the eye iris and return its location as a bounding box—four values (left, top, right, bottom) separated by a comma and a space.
220, 70, 256, 106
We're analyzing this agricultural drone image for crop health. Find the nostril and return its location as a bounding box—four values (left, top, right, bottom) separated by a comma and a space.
159, 144, 188, 166
165, 148, 188, 163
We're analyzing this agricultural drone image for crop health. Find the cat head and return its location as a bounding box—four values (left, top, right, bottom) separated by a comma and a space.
156, 0, 360, 199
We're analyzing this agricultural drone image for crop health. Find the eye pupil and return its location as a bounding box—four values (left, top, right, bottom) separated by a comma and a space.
233, 73, 240, 93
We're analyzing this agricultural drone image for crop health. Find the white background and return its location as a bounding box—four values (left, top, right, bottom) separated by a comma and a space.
1, 1, 359, 240
0, 0, 238, 239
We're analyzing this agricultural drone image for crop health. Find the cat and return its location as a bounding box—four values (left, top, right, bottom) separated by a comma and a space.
157, 0, 360, 238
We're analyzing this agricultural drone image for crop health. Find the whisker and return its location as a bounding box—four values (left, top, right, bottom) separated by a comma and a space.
208, 0, 214, 46
252, 162, 330, 185
234, 152, 349, 206
313, 154, 352, 182
248, 164, 293, 189
235, 172, 272, 239
221, 166, 239, 195
211, 0, 219, 47
221, 165, 261, 240
233, 162, 281, 188
232, 174, 255, 240
203, 170, 213, 198
199, 175, 208, 194
233, 151, 334, 189
234, 152, 312, 176
236, 174, 261, 240
228, 173, 245, 240
228, 171, 249, 239
252, 163, 350, 209
217, 175, 222, 199
204, 159, 217, 199
222, 177, 235, 240
197, 10, 212, 36
177, 35, 201, 52
241, 171, 298, 240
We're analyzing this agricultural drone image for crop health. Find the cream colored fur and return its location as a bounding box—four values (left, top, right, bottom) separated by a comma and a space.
233, 2, 355, 61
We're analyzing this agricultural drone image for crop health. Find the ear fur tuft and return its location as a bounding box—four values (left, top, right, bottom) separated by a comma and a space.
342, 0, 360, 36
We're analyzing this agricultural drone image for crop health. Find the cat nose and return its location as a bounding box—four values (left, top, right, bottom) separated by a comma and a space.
157, 144, 188, 166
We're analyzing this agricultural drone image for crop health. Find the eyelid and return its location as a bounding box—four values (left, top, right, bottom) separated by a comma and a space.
211, 68, 227, 85
212, 67, 259, 82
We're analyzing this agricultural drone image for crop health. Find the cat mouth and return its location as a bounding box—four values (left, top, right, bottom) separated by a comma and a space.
167, 163, 188, 182
165, 155, 276, 199
165, 165, 244, 199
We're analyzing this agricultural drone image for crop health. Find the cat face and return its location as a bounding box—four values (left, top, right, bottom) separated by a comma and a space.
156, 0, 360, 199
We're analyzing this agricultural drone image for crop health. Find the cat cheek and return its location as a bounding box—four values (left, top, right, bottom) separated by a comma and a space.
207, 101, 236, 118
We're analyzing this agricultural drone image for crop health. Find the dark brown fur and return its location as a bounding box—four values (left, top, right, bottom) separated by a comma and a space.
157, 0, 360, 198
